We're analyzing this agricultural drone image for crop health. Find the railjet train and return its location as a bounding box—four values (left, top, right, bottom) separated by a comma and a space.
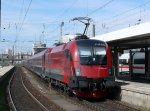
119, 52, 145, 74
23, 35, 115, 98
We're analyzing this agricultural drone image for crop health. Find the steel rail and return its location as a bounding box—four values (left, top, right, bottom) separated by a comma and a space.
8, 72, 17, 111
20, 69, 49, 111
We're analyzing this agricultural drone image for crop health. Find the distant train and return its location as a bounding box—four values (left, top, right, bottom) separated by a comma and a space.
119, 52, 145, 74
23, 35, 115, 98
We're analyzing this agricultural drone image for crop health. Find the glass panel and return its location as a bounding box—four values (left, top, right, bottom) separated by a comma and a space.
134, 59, 145, 64
78, 42, 107, 65
79, 46, 91, 57
93, 46, 107, 65
94, 47, 106, 55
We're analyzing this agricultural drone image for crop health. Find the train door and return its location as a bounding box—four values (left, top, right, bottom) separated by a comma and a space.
119, 53, 129, 74
133, 52, 145, 74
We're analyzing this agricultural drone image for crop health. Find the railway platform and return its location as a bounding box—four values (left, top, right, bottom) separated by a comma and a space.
116, 77, 150, 110
0, 65, 14, 78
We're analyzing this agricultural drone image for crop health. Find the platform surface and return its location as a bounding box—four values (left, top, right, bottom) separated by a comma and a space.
0, 65, 14, 77
116, 79, 150, 93
116, 79, 150, 110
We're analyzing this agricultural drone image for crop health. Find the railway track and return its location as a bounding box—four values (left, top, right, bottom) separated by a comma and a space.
13, 66, 140, 111
8, 67, 49, 111
21, 66, 141, 111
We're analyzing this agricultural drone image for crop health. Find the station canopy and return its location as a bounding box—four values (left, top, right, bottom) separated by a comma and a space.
92, 21, 150, 50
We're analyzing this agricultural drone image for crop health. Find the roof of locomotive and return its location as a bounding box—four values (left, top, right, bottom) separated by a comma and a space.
51, 38, 106, 53
76, 39, 105, 43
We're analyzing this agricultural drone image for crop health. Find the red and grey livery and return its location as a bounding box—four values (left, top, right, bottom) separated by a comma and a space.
23, 36, 115, 98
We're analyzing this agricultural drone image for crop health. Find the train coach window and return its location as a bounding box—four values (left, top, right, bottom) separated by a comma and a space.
134, 59, 145, 64
65, 49, 72, 61
119, 59, 128, 65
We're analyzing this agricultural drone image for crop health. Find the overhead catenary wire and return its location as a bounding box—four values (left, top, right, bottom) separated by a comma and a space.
94, 0, 150, 35
3, 0, 150, 52
19, 0, 32, 32
14, 0, 25, 42
41, 0, 80, 37
18, 0, 25, 24
42, 0, 78, 36
103, 0, 150, 22
87, 0, 115, 16
4, 0, 33, 51
57, 0, 78, 18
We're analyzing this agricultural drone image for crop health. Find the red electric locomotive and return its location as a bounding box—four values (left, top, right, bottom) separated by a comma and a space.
23, 35, 115, 98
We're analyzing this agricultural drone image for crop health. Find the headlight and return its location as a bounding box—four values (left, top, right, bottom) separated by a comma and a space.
75, 68, 80, 76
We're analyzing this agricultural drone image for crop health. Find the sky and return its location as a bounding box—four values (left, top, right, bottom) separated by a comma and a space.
1, 0, 150, 53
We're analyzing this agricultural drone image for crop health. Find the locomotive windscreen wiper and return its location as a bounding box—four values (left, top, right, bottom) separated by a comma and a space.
84, 56, 107, 65
86, 56, 93, 65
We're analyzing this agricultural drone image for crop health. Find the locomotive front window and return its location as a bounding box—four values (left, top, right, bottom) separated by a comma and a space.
77, 40, 107, 65
93, 46, 107, 65
94, 47, 106, 55
79, 46, 92, 57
